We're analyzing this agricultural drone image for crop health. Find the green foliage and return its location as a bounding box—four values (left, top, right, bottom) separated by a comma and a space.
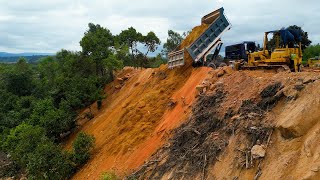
288, 25, 312, 50
145, 53, 167, 68
142, 31, 161, 56
80, 23, 114, 77
303, 44, 320, 61
28, 98, 76, 139
0, 23, 164, 179
2, 123, 47, 166
3, 58, 34, 96
162, 30, 184, 55
101, 171, 119, 180
72, 132, 95, 166
118, 27, 161, 68
2, 124, 75, 179
26, 141, 74, 180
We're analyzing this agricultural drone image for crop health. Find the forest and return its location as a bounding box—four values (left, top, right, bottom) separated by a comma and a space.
0, 23, 175, 179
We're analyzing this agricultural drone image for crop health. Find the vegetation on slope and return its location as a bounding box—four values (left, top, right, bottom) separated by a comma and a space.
0, 22, 170, 179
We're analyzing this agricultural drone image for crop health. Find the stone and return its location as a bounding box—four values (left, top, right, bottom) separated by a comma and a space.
209, 84, 215, 91
303, 78, 314, 84
196, 85, 205, 91
217, 69, 225, 77
115, 85, 122, 89
251, 145, 266, 158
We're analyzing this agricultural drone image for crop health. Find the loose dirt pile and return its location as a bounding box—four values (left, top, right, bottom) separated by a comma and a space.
130, 68, 320, 179
177, 23, 209, 66
177, 23, 209, 51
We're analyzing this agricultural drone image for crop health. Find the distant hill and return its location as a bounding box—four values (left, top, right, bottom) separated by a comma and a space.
0, 52, 54, 63
0, 52, 54, 57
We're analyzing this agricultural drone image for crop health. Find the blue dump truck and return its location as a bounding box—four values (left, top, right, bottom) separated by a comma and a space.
168, 7, 231, 69
225, 41, 256, 61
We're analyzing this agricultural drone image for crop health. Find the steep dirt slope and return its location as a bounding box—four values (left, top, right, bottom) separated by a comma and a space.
65, 21, 212, 180
65, 65, 211, 179
131, 68, 320, 180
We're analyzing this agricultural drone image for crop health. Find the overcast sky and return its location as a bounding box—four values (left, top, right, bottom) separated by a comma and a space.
0, 0, 319, 53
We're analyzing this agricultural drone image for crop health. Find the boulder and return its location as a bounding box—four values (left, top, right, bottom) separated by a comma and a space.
251, 145, 266, 158
217, 69, 225, 77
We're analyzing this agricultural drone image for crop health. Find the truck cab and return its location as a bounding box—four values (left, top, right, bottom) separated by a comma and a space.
225, 41, 256, 61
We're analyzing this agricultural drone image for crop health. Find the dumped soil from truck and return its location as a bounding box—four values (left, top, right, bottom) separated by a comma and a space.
177, 23, 209, 67
177, 23, 209, 51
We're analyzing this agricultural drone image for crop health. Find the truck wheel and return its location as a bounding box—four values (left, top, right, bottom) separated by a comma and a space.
208, 62, 217, 69
219, 62, 227, 67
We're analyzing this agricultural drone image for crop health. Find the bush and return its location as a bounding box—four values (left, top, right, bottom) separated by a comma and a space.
2, 124, 75, 179
100, 171, 119, 180
72, 132, 95, 166
2, 123, 47, 166
26, 141, 74, 180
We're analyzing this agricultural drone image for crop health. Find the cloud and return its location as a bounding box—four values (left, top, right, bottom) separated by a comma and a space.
0, 0, 319, 53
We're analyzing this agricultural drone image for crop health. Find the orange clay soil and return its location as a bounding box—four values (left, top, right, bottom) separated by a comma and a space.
177, 23, 209, 51
64, 23, 212, 179
64, 65, 211, 179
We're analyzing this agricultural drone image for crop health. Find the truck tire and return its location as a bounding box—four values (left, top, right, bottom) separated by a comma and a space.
207, 62, 217, 69
219, 62, 227, 67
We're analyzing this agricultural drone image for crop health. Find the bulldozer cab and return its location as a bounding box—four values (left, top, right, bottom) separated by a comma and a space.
264, 29, 302, 51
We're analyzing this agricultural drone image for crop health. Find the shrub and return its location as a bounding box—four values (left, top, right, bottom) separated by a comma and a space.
100, 171, 118, 180
72, 132, 95, 166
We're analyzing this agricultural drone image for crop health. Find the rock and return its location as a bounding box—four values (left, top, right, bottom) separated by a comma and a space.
117, 78, 124, 81
294, 84, 305, 91
247, 112, 259, 119
201, 79, 210, 86
124, 73, 131, 80
203, 87, 207, 94
209, 84, 215, 91
231, 114, 241, 121
168, 99, 177, 108
196, 85, 205, 91
311, 166, 319, 172
283, 86, 299, 100
217, 69, 225, 77
251, 145, 266, 158
115, 85, 122, 89
303, 78, 314, 84
222, 66, 233, 74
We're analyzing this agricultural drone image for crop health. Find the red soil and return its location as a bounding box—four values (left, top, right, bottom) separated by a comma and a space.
65, 66, 211, 179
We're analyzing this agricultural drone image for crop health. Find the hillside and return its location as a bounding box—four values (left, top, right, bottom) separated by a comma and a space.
62, 22, 320, 179
65, 64, 320, 179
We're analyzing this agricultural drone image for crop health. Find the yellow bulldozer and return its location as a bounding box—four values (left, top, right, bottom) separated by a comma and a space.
235, 28, 303, 72
307, 56, 320, 68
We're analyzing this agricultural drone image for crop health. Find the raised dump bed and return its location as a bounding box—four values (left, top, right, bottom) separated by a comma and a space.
168, 7, 231, 69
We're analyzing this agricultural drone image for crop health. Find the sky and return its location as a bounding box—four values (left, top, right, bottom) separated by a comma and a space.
0, 0, 319, 54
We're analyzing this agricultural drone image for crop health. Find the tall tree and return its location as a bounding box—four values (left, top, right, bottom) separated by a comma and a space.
80, 23, 114, 77
142, 31, 161, 56
288, 25, 312, 50
3, 58, 34, 96
118, 27, 143, 61
267, 25, 311, 51
162, 30, 184, 55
